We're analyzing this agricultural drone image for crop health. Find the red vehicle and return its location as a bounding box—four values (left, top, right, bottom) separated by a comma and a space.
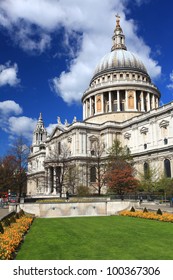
0, 192, 8, 202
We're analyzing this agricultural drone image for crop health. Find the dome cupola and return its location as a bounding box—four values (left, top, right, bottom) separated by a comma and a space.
82, 15, 160, 124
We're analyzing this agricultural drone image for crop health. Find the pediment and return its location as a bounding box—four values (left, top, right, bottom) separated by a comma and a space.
124, 132, 131, 139
140, 127, 148, 134
159, 120, 169, 128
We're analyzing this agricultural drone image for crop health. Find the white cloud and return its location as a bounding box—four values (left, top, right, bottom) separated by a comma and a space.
0, 100, 22, 136
0, 100, 22, 116
8, 116, 37, 140
0, 62, 20, 87
0, 100, 36, 141
46, 123, 57, 135
0, 0, 162, 103
167, 71, 173, 89
15, 27, 51, 53
51, 5, 161, 104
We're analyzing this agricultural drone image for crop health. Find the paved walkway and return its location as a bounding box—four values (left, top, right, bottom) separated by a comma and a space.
0, 207, 9, 219
136, 202, 173, 213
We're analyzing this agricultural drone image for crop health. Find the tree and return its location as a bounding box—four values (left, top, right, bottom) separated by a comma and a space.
64, 164, 79, 194
8, 136, 29, 197
108, 139, 132, 162
105, 139, 138, 195
88, 136, 107, 195
105, 160, 139, 195
156, 176, 173, 201
138, 163, 158, 194
0, 155, 18, 192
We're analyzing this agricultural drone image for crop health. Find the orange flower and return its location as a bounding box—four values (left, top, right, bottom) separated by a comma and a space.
0, 215, 34, 260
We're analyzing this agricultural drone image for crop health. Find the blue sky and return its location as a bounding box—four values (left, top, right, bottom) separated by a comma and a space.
0, 0, 173, 156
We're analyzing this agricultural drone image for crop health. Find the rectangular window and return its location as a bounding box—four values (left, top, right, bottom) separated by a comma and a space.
90, 166, 96, 182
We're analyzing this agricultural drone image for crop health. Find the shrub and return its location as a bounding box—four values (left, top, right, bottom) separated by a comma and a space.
0, 222, 4, 234
15, 213, 20, 219
76, 185, 90, 196
143, 207, 148, 213
130, 206, 135, 212
18, 209, 25, 217
157, 208, 162, 215
3, 218, 11, 227
9, 216, 16, 224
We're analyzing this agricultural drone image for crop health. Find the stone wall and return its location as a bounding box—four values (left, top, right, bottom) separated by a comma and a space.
9, 201, 139, 218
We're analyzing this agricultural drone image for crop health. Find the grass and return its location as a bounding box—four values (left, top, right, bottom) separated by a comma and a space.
16, 216, 173, 260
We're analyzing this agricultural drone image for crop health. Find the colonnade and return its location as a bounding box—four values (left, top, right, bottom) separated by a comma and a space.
45, 166, 61, 194
83, 90, 159, 119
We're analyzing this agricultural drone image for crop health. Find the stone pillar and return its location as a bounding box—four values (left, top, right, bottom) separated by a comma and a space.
147, 92, 151, 111
156, 97, 159, 108
152, 95, 155, 109
117, 90, 120, 111
125, 90, 128, 111
134, 91, 137, 111
86, 99, 89, 118
95, 96, 97, 114
52, 167, 57, 194
141, 91, 145, 111
47, 167, 52, 194
109, 91, 112, 112
89, 98, 92, 116
101, 93, 104, 113
83, 132, 87, 155
45, 168, 48, 194
83, 102, 85, 120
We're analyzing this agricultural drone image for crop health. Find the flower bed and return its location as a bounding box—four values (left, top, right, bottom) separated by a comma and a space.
0, 214, 34, 260
120, 209, 173, 223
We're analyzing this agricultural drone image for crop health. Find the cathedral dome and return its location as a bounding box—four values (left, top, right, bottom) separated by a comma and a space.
82, 15, 160, 124
92, 49, 148, 79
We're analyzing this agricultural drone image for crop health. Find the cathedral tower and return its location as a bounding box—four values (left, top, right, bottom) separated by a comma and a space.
32, 113, 47, 153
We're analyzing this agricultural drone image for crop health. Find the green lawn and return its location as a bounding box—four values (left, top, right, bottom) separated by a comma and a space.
16, 216, 173, 260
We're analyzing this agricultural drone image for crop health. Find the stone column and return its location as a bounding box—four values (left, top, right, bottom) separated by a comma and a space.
141, 91, 145, 111
147, 92, 151, 111
47, 167, 52, 194
152, 95, 155, 109
85, 99, 89, 118
101, 93, 104, 113
89, 98, 92, 116
117, 90, 120, 111
83, 102, 85, 120
125, 90, 128, 111
95, 96, 97, 114
52, 167, 57, 194
134, 91, 137, 111
109, 91, 112, 112
45, 168, 48, 194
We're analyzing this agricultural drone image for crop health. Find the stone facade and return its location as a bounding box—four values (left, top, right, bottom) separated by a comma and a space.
27, 16, 173, 196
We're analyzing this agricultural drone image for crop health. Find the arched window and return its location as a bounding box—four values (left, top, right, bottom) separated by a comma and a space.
90, 166, 96, 183
164, 159, 171, 178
